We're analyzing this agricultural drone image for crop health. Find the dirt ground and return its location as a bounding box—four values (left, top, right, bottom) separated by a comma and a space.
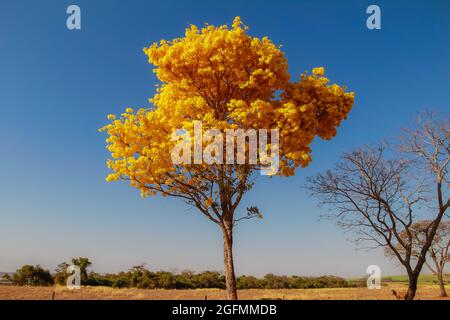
0, 283, 449, 300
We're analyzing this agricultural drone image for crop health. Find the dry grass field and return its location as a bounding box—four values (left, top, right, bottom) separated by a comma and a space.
0, 283, 449, 300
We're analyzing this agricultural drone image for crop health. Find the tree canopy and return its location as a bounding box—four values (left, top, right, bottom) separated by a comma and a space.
100, 16, 354, 208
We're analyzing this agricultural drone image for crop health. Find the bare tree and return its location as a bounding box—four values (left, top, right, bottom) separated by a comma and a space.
427, 222, 450, 297
306, 112, 449, 300
386, 220, 450, 297
426, 221, 450, 297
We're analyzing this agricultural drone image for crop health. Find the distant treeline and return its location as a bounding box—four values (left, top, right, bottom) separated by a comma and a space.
3, 258, 356, 289
84, 270, 356, 290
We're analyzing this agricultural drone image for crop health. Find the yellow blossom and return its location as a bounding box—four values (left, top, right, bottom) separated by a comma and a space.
312, 67, 325, 76
100, 16, 354, 200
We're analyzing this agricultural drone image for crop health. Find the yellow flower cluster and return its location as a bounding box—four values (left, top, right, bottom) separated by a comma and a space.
100, 17, 354, 196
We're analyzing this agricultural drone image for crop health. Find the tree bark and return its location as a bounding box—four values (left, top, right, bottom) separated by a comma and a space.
405, 272, 418, 300
437, 270, 447, 297
222, 221, 238, 300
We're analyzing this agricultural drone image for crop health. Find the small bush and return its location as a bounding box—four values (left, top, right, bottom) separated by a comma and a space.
12, 265, 53, 286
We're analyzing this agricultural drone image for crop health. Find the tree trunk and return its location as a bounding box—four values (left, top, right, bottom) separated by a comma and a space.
222, 221, 238, 300
437, 270, 447, 297
405, 273, 418, 300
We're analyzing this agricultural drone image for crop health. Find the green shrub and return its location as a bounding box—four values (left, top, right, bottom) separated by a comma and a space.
12, 265, 53, 286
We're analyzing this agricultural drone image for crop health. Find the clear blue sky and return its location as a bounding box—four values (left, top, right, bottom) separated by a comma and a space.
0, 0, 449, 277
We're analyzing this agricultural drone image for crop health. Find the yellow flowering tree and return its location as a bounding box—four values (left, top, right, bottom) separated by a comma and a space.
100, 17, 354, 300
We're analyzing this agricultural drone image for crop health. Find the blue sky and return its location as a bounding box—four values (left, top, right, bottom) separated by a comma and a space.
0, 0, 449, 277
